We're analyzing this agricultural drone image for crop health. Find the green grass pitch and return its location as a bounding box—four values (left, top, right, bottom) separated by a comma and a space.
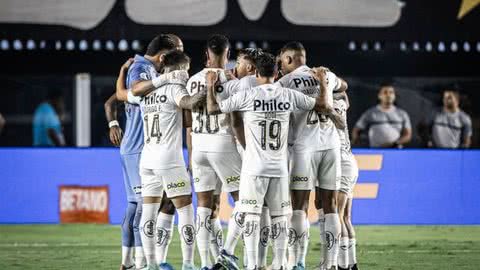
1, 225, 480, 269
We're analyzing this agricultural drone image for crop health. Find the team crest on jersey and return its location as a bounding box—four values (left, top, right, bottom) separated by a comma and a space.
143, 220, 155, 238
288, 228, 297, 246
325, 231, 335, 250
181, 225, 195, 245
156, 228, 169, 245
260, 226, 271, 247
140, 72, 149, 80
215, 85, 224, 93
234, 212, 246, 228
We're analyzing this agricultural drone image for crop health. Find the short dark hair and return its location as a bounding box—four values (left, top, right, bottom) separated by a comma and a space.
255, 52, 277, 77
238, 48, 263, 63
163, 50, 190, 67
280, 41, 305, 54
206, 34, 230, 55
146, 34, 177, 56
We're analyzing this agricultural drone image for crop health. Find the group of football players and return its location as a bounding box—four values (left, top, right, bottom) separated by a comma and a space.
104, 33, 359, 270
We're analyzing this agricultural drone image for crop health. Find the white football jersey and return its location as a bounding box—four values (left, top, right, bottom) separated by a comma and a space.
187, 69, 242, 152
138, 84, 188, 169
277, 65, 341, 152
219, 83, 316, 177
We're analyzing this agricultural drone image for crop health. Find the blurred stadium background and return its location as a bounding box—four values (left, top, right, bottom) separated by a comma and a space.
0, 0, 479, 269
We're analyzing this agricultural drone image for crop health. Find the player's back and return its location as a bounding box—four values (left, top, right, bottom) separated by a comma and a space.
223, 83, 315, 177
186, 69, 236, 153
139, 84, 186, 170
277, 65, 340, 152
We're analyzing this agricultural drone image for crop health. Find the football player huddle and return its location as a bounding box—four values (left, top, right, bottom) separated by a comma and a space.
107, 33, 359, 270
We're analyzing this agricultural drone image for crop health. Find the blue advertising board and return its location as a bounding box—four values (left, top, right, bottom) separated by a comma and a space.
0, 148, 478, 225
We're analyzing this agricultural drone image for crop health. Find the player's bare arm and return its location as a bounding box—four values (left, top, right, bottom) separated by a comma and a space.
231, 111, 246, 149
328, 109, 347, 130
115, 58, 134, 102
205, 71, 222, 115
337, 77, 348, 92
104, 93, 123, 147
310, 67, 333, 114
178, 90, 206, 110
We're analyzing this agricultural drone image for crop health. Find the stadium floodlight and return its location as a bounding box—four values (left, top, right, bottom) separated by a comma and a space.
131, 40, 141, 51
26, 39, 36, 50
477, 42, 480, 52
93, 40, 101, 51
425, 41, 433, 52
13, 39, 23, 50
248, 41, 257, 49
412, 42, 420, 51
235, 41, 244, 50
39, 40, 46, 49
0, 39, 9, 50
463, 41, 470, 52
348, 41, 356, 51
79, 40, 88, 51
66, 40, 75, 51
373, 41, 382, 51
55, 41, 62, 50
399, 41, 407, 51
361, 42, 368, 51
106, 40, 115, 51
118, 39, 128, 51
450, 42, 458, 52
438, 42, 446, 52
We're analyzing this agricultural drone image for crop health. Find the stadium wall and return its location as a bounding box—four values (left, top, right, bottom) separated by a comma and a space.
0, 148, 479, 225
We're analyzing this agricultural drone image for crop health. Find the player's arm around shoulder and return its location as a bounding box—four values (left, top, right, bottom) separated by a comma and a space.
176, 84, 206, 110
115, 58, 134, 102
206, 71, 222, 115
310, 67, 333, 114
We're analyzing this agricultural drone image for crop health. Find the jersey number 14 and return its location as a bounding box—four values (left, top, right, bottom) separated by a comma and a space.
143, 114, 162, 144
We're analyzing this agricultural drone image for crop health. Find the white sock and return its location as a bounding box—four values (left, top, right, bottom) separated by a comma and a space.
338, 237, 349, 268
298, 217, 310, 266
135, 246, 146, 268
244, 214, 260, 270
224, 202, 245, 255
242, 234, 248, 269
155, 212, 174, 264
287, 213, 295, 269
210, 218, 223, 261
121, 246, 134, 267
258, 207, 271, 267
177, 204, 195, 265
290, 210, 306, 266
324, 213, 341, 269
271, 216, 288, 270
317, 209, 327, 265
140, 203, 160, 267
348, 238, 357, 267
196, 207, 212, 268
